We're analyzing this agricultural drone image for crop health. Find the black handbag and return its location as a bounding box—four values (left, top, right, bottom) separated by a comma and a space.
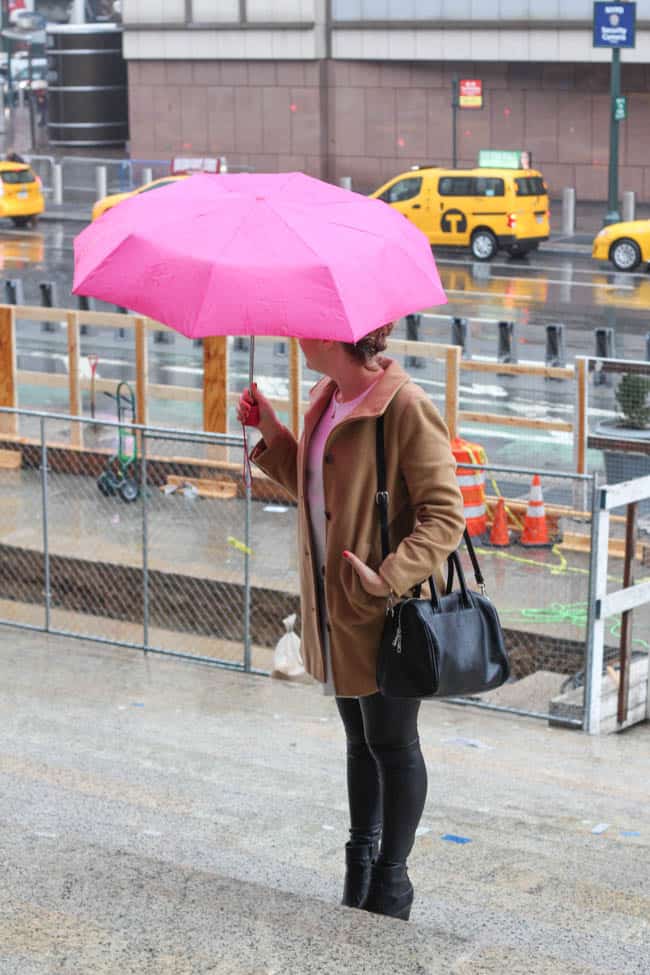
375, 415, 510, 699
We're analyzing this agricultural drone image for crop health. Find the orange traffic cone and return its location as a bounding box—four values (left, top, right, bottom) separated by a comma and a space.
519, 474, 551, 547
488, 497, 511, 547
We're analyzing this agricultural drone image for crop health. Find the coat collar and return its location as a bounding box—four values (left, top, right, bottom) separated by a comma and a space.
303, 357, 411, 447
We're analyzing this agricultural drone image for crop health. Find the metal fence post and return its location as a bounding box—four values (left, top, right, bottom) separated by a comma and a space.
142, 432, 149, 651
584, 480, 608, 734
243, 467, 252, 671
40, 416, 51, 631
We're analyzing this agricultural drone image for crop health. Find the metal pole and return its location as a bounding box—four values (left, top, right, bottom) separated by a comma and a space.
617, 501, 636, 726
451, 75, 458, 168
243, 467, 252, 672
561, 187, 576, 236
53, 163, 63, 205
622, 190, 635, 222
142, 166, 153, 185
584, 482, 609, 734
605, 46, 621, 225
141, 431, 149, 651
244, 336, 254, 671
40, 416, 51, 631
96, 164, 107, 202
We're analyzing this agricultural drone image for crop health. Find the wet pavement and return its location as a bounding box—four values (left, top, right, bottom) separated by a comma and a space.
0, 627, 648, 975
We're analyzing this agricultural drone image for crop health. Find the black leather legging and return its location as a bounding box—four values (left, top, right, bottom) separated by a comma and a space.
336, 692, 427, 865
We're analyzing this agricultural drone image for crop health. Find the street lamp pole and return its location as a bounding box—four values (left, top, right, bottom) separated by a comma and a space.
451, 74, 458, 169
605, 46, 621, 225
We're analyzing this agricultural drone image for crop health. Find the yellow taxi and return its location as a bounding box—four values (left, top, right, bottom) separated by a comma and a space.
92, 174, 187, 220
371, 165, 550, 261
0, 161, 45, 227
592, 220, 650, 272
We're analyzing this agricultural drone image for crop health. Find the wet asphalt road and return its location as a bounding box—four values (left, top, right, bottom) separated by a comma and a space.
4, 217, 650, 473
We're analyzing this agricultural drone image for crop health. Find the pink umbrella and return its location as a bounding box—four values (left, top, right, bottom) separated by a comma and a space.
73, 171, 446, 345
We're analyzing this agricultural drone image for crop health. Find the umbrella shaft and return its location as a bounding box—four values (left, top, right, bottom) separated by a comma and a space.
248, 336, 255, 391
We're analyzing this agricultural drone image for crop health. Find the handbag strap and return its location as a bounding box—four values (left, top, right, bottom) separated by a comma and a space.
376, 415, 390, 561
375, 414, 486, 592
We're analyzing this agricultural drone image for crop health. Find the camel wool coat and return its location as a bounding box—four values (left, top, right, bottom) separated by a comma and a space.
251, 357, 465, 697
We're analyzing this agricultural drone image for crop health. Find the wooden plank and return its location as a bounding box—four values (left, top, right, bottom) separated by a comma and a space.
386, 338, 455, 358
460, 358, 574, 379
135, 317, 148, 427
164, 474, 237, 499
575, 357, 587, 475
0, 305, 17, 436
289, 338, 301, 437
558, 531, 643, 561
445, 346, 459, 440
0, 448, 21, 469
603, 475, 650, 511
600, 580, 650, 619
66, 311, 82, 448
202, 336, 228, 434
460, 411, 573, 432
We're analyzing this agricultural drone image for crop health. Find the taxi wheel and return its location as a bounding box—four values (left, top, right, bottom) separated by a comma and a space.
471, 229, 497, 262
610, 238, 641, 272
11, 216, 31, 228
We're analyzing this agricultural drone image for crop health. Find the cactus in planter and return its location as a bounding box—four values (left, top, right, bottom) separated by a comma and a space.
615, 373, 650, 430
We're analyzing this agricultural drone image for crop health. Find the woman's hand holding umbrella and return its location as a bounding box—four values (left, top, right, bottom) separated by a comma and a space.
237, 383, 282, 447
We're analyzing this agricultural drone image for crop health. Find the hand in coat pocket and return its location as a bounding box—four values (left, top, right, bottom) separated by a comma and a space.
342, 550, 391, 598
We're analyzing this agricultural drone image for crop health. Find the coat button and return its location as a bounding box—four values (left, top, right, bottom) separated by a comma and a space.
324, 511, 331, 520
321, 565, 326, 576
326, 623, 331, 633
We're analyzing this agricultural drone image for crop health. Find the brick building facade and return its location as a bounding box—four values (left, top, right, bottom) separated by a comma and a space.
124, 1, 650, 200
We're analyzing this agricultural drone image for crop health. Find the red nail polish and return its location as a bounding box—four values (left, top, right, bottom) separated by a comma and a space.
343, 551, 349, 558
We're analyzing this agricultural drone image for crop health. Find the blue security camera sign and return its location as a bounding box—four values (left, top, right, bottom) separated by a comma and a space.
593, 2, 636, 48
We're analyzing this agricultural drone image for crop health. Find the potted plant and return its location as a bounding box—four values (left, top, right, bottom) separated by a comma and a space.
590, 372, 650, 513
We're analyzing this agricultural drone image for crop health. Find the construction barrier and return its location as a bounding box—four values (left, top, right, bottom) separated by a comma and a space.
452, 437, 487, 537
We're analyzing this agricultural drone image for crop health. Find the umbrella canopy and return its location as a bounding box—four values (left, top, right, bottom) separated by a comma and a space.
73, 172, 446, 342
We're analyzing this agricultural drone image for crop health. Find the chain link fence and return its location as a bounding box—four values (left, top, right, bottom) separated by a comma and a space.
448, 462, 595, 726
0, 408, 300, 675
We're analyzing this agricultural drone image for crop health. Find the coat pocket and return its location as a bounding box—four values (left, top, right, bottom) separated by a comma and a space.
339, 542, 386, 615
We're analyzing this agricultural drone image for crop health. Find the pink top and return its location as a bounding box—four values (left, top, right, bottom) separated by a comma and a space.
306, 380, 379, 695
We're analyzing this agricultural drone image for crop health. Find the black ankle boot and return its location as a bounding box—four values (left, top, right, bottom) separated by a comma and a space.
362, 861, 414, 921
341, 840, 377, 908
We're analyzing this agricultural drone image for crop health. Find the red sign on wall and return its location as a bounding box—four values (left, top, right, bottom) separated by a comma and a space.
459, 79, 483, 109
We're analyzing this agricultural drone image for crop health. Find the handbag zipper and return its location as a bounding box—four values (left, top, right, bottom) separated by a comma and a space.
392, 603, 404, 654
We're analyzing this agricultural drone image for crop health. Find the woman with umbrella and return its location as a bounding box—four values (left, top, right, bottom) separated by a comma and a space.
237, 324, 464, 921
73, 170, 464, 921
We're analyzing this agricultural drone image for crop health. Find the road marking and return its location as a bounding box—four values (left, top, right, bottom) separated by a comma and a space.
444, 279, 634, 301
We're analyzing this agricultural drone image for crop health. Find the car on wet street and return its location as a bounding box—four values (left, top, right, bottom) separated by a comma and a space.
0, 161, 44, 227
592, 219, 650, 272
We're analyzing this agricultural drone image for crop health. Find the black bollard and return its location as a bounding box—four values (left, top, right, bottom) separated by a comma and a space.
451, 316, 471, 359
405, 312, 424, 368
4, 278, 24, 305
77, 294, 94, 335
594, 327, 615, 386
545, 323, 566, 369
115, 305, 128, 340
497, 320, 517, 364
39, 282, 57, 332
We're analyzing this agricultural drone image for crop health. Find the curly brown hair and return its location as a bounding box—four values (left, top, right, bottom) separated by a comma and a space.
342, 323, 394, 365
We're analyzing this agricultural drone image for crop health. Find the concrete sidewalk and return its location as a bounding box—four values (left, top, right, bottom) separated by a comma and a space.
0, 627, 648, 974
